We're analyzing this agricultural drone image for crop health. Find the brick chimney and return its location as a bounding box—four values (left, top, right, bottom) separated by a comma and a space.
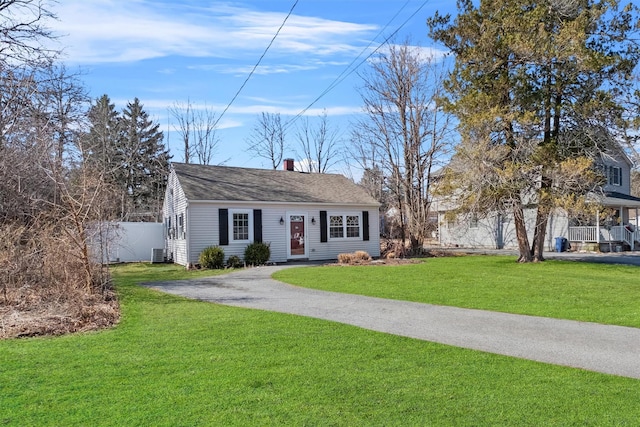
283, 158, 295, 171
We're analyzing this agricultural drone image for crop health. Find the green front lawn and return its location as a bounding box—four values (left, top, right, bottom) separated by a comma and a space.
1, 261, 639, 426
274, 256, 640, 327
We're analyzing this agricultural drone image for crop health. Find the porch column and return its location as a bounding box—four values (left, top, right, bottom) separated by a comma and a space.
595, 210, 600, 244
621, 204, 626, 251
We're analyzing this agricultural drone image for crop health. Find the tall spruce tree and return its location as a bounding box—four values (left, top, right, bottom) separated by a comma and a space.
84, 95, 121, 178
119, 98, 170, 220
428, 0, 640, 262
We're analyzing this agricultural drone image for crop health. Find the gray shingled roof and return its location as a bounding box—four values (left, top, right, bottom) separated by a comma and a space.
172, 162, 379, 206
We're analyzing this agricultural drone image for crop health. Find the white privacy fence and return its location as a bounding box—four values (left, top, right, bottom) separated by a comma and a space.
91, 222, 164, 263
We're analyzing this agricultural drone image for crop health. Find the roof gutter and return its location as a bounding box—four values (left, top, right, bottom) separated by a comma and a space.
185, 199, 380, 208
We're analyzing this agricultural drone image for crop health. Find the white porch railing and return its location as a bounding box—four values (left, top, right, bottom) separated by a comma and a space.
568, 226, 598, 242
568, 226, 640, 248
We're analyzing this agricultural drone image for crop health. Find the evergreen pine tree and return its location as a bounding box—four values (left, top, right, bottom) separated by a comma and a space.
84, 94, 122, 182
120, 98, 171, 220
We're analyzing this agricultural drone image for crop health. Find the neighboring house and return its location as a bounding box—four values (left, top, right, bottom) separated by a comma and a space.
163, 160, 380, 266
437, 148, 640, 252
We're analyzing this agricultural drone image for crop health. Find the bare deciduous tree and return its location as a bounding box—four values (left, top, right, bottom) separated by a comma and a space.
295, 110, 342, 173
246, 112, 286, 169
39, 63, 89, 175
169, 99, 220, 165
0, 0, 58, 66
352, 40, 453, 251
168, 100, 193, 164
0, 0, 120, 337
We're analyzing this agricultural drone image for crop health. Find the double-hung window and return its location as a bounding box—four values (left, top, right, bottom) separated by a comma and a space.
346, 215, 360, 237
230, 210, 252, 242
178, 213, 184, 238
609, 166, 622, 186
329, 215, 344, 238
329, 213, 360, 239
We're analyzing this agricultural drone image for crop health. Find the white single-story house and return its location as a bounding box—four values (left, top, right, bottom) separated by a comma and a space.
437, 148, 640, 252
163, 160, 381, 266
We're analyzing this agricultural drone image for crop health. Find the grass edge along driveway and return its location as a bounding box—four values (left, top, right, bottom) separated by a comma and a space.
1, 261, 639, 426
273, 255, 640, 328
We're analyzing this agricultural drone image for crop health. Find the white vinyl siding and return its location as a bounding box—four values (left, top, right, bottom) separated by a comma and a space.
162, 170, 188, 265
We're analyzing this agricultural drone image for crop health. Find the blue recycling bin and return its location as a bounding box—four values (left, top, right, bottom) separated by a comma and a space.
555, 237, 568, 252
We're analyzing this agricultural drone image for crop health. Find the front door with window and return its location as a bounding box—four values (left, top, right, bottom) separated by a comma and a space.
287, 214, 307, 258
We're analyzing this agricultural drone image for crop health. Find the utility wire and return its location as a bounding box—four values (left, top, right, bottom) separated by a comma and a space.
283, 0, 431, 130
281, 0, 410, 130
213, 0, 299, 129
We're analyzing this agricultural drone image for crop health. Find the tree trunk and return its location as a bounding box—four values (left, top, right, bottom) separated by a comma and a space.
513, 203, 532, 262
532, 204, 550, 262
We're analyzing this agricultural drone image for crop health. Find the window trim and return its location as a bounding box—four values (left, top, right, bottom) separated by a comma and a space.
229, 209, 253, 243
609, 166, 622, 186
327, 212, 362, 240
329, 215, 344, 239
178, 213, 185, 239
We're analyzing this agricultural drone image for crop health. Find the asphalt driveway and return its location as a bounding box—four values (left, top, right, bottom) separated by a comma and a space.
143, 259, 640, 380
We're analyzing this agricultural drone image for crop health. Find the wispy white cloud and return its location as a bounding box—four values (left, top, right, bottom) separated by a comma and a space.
50, 0, 378, 64
187, 63, 320, 76
109, 97, 360, 125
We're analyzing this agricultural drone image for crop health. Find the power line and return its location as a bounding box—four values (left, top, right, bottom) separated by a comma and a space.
213, 0, 299, 129
281, 0, 410, 129
284, 0, 431, 130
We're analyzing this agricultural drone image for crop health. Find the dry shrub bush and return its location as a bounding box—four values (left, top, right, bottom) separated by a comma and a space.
0, 219, 119, 339
337, 251, 372, 265
381, 239, 409, 259
337, 253, 354, 264
354, 251, 372, 262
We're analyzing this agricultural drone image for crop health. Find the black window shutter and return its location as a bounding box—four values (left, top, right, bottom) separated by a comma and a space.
320, 210, 327, 243
253, 209, 262, 243
362, 211, 370, 241
219, 209, 229, 246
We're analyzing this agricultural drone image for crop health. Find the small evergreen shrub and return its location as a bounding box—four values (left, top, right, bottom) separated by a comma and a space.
244, 242, 270, 266
199, 246, 225, 269
226, 255, 243, 269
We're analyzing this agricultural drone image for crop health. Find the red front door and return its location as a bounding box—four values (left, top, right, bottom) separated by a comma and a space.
289, 215, 305, 256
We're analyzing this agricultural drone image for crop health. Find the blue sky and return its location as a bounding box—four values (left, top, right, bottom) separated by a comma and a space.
49, 0, 453, 173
